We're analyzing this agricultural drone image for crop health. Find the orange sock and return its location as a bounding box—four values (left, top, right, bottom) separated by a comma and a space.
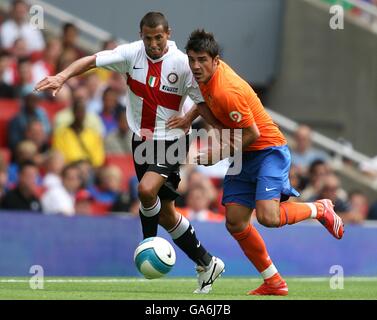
231, 224, 277, 277
279, 202, 324, 227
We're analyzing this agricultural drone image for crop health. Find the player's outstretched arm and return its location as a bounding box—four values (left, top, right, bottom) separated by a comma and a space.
35, 55, 97, 96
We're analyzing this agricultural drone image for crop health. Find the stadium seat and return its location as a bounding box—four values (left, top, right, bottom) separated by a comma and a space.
0, 147, 11, 165
90, 201, 112, 216
105, 154, 136, 191
39, 100, 66, 122
0, 99, 21, 148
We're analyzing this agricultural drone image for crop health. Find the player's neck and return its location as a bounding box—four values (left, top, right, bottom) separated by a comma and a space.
203, 64, 219, 85
147, 46, 169, 61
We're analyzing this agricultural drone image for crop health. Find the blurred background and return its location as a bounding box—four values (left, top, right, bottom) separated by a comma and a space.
0, 0, 376, 277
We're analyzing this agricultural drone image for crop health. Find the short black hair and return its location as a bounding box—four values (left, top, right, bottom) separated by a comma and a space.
0, 50, 10, 59
139, 12, 169, 32
63, 22, 77, 34
308, 159, 326, 175
19, 160, 37, 172
62, 163, 80, 178
185, 29, 219, 59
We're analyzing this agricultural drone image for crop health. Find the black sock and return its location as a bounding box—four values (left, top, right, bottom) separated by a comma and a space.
139, 210, 159, 239
170, 215, 213, 267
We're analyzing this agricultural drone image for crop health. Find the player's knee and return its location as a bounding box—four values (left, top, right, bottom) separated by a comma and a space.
256, 212, 280, 228
138, 183, 158, 203
225, 219, 248, 234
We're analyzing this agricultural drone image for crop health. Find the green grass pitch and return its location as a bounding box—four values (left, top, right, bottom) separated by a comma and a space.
0, 277, 376, 300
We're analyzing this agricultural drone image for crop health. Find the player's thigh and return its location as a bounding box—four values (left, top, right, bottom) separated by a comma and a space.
225, 203, 254, 233
256, 146, 292, 202
222, 156, 259, 209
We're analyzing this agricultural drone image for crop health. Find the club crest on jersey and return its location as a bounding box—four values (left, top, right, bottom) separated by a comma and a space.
148, 76, 158, 87
229, 111, 242, 123
167, 72, 178, 84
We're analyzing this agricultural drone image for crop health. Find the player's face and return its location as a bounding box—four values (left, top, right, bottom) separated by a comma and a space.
140, 25, 170, 60
187, 50, 219, 84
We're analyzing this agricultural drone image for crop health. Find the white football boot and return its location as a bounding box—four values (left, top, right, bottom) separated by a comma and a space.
193, 256, 225, 294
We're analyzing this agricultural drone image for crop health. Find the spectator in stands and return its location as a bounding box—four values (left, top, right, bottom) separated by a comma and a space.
89, 164, 123, 206
104, 108, 132, 154
346, 190, 369, 224
0, 51, 16, 98
0, 0, 45, 54
93, 39, 119, 84
25, 119, 49, 153
177, 185, 223, 222
102, 39, 118, 51
176, 170, 218, 208
56, 47, 80, 79
85, 72, 106, 114
107, 71, 128, 103
74, 189, 93, 215
73, 159, 95, 188
1, 160, 41, 212
41, 150, 65, 189
0, 156, 9, 201
15, 58, 34, 96
61, 22, 86, 58
368, 199, 377, 220
54, 85, 105, 136
8, 86, 50, 151
299, 159, 331, 201
111, 191, 136, 215
53, 84, 72, 108
309, 174, 352, 219
290, 125, 330, 175
41, 163, 82, 216
10, 37, 29, 61
100, 87, 124, 134
32, 37, 63, 84
52, 98, 105, 168
7, 140, 41, 186
289, 165, 305, 194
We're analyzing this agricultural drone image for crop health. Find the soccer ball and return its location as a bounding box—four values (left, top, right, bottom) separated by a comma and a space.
134, 237, 176, 279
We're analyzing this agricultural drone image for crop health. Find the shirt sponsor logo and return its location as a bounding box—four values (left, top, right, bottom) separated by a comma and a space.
162, 85, 178, 93
229, 111, 242, 123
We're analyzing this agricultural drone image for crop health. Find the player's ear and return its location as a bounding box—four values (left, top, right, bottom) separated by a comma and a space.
166, 28, 172, 39
213, 55, 220, 65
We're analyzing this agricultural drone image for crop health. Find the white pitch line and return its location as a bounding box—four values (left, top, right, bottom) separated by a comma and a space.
0, 277, 377, 283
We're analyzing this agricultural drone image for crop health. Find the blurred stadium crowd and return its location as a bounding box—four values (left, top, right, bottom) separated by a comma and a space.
0, 0, 377, 223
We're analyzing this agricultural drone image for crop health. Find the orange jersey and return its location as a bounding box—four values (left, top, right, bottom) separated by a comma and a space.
199, 60, 286, 151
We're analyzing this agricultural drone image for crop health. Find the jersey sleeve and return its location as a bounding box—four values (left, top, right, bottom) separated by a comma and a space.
95, 44, 131, 74
183, 73, 204, 104
224, 91, 255, 128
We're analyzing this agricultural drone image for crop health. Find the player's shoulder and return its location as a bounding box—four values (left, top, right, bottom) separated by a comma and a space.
114, 40, 144, 54
165, 41, 190, 65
